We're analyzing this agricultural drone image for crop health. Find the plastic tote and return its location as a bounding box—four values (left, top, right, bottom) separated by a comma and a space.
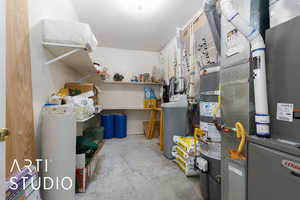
101, 114, 114, 139
114, 114, 127, 138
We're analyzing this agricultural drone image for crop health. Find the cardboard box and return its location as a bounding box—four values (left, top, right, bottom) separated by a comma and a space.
76, 168, 87, 193
76, 154, 87, 193
144, 99, 157, 108
65, 82, 99, 104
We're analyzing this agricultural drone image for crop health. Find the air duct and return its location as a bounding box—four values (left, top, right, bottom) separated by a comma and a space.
219, 0, 270, 137
203, 0, 220, 53
203, 0, 218, 11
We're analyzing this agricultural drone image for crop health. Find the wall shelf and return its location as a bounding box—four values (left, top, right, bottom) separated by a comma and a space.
76, 114, 96, 123
43, 42, 96, 75
103, 107, 152, 111
97, 80, 161, 135
101, 80, 162, 86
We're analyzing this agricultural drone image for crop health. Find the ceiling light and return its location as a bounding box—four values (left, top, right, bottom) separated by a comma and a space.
118, 0, 165, 16
137, 5, 143, 11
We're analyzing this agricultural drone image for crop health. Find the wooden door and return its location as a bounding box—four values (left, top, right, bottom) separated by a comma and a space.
6, 0, 35, 177
0, 0, 7, 198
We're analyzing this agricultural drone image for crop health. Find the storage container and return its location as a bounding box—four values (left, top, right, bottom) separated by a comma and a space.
101, 114, 114, 139
114, 114, 127, 138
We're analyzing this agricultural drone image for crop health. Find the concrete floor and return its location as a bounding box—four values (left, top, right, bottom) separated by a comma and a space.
76, 135, 203, 200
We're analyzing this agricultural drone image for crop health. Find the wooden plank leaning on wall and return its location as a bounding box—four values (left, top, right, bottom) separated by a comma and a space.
6, 0, 35, 177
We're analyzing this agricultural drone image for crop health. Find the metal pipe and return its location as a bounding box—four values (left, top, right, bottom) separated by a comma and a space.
45, 48, 81, 65
229, 122, 246, 160
236, 122, 246, 156
175, 28, 185, 93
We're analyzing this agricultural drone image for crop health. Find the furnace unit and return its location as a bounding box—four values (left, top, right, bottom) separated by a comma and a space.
247, 14, 300, 200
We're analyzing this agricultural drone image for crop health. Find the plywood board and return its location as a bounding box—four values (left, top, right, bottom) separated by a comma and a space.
6, 0, 35, 177
182, 12, 206, 44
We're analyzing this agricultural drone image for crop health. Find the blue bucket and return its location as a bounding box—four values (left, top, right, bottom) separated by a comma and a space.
114, 114, 127, 138
101, 114, 114, 139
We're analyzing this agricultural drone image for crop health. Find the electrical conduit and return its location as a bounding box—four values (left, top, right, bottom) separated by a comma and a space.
219, 0, 270, 137
188, 24, 196, 100
176, 28, 185, 93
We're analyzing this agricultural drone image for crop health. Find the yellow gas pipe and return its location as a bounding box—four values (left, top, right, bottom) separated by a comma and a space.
213, 88, 221, 118
229, 122, 246, 160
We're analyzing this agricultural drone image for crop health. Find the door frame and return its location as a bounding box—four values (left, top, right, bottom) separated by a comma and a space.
0, 0, 6, 199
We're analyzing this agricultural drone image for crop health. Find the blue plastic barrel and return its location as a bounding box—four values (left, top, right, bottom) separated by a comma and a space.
114, 114, 127, 138
101, 114, 114, 139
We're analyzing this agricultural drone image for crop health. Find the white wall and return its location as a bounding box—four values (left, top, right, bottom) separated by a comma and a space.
91, 47, 161, 81
159, 37, 177, 83
90, 47, 162, 135
28, 0, 79, 23
28, 0, 82, 154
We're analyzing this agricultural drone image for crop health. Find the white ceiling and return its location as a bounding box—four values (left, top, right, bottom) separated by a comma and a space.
73, 0, 204, 51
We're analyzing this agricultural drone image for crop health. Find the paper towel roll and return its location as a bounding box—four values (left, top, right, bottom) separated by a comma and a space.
41, 106, 76, 200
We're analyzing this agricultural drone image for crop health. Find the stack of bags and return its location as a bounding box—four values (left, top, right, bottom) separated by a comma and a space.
6, 166, 41, 200
172, 136, 200, 176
